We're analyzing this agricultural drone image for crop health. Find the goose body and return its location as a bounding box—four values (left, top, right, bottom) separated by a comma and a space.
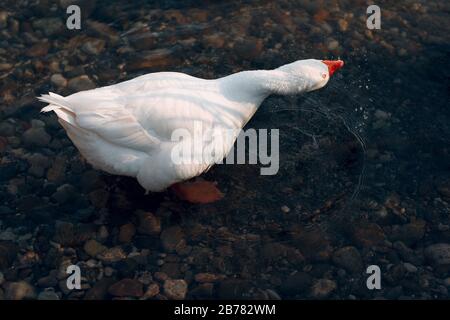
38, 59, 343, 194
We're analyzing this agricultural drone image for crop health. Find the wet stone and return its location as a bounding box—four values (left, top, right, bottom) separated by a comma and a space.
290, 226, 332, 261
119, 223, 136, 243
0, 241, 19, 270
137, 211, 161, 236
85, 278, 116, 300
37, 289, 59, 300
194, 273, 224, 283
0, 121, 15, 136
389, 220, 426, 246
4, 281, 36, 300
46, 156, 67, 183
81, 38, 106, 55
31, 18, 64, 36
128, 33, 157, 50
84, 239, 107, 257
126, 49, 178, 72
97, 246, 126, 264
310, 279, 337, 298
143, 283, 160, 299
50, 74, 68, 88
27, 153, 50, 177
37, 273, 58, 288
217, 279, 251, 299
233, 37, 263, 60
89, 188, 109, 208
26, 42, 50, 57
352, 223, 386, 248
332, 246, 363, 274
160, 226, 185, 253
424, 243, 450, 272
68, 75, 96, 92
22, 126, 51, 148
163, 279, 188, 300
52, 184, 77, 204
108, 278, 143, 297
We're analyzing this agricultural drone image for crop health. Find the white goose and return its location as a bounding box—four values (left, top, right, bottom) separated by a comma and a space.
38, 59, 344, 203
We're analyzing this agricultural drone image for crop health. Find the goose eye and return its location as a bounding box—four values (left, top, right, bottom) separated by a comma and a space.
321, 73, 327, 79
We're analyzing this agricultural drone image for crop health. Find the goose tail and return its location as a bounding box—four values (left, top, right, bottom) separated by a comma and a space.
38, 92, 76, 124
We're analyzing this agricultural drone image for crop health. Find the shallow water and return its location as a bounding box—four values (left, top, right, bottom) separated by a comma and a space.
0, 0, 449, 300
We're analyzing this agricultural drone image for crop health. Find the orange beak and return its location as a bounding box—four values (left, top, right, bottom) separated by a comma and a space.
322, 60, 344, 76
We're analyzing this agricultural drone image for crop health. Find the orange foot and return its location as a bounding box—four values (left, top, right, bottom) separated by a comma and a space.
171, 180, 224, 204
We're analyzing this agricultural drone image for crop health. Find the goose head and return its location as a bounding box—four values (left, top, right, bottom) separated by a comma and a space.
276, 59, 344, 93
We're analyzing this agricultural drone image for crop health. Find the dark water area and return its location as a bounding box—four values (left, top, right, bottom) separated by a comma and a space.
0, 0, 449, 300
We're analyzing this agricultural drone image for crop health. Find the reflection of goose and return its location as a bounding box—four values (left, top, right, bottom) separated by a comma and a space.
38, 59, 344, 203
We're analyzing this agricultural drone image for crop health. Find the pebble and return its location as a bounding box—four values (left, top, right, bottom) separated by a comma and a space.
31, 18, 63, 36
119, 223, 136, 243
104, 267, 114, 277
37, 289, 60, 300
338, 19, 349, 32
97, 246, 127, 264
0, 230, 16, 241
68, 75, 96, 92
217, 279, 251, 299
352, 223, 386, 247
0, 121, 16, 136
233, 37, 263, 59
424, 243, 450, 271
50, 74, 68, 88
290, 226, 332, 261
85, 278, 116, 300
327, 39, 340, 50
128, 33, 157, 50
89, 188, 109, 208
52, 184, 77, 204
194, 273, 224, 283
126, 49, 177, 72
154, 272, 169, 282
84, 239, 107, 257
160, 226, 185, 253
27, 153, 50, 177
389, 220, 426, 246
136, 211, 161, 236
108, 278, 144, 297
37, 273, 58, 288
163, 279, 188, 300
310, 279, 337, 298
0, 241, 19, 270
143, 283, 160, 299
47, 156, 67, 183
332, 246, 363, 274
0, 11, 7, 28
27, 42, 50, 57
403, 262, 418, 273
4, 281, 37, 300
22, 126, 51, 148
81, 38, 106, 55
